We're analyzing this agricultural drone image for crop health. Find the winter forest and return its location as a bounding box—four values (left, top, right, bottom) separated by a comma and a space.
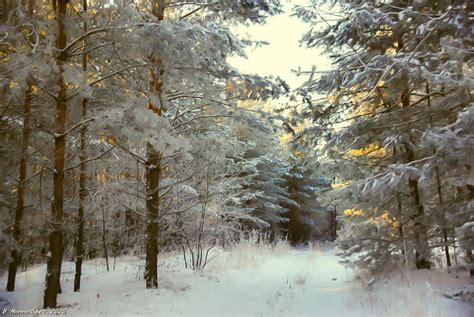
0, 0, 472, 316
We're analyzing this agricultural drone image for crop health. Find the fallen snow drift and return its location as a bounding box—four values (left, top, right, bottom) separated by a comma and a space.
1, 244, 473, 316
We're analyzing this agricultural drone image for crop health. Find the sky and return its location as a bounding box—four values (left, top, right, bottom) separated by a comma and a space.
229, 0, 331, 89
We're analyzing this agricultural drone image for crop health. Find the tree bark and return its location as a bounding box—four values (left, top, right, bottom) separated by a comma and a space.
102, 204, 109, 272
396, 195, 408, 267
405, 146, 431, 269
145, 148, 160, 288
331, 207, 337, 241
6, 0, 35, 293
6, 80, 32, 292
152, 0, 166, 20
401, 86, 431, 269
466, 185, 474, 276
425, 82, 451, 267
44, 0, 68, 308
467, 250, 474, 276
434, 166, 451, 268
144, 0, 165, 289
74, 0, 88, 292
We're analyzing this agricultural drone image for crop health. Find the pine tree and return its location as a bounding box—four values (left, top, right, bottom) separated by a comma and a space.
294, 0, 473, 272
282, 162, 331, 244
43, 0, 69, 307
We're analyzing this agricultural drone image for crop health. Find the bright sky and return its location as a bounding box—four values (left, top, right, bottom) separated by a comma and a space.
229, 0, 331, 89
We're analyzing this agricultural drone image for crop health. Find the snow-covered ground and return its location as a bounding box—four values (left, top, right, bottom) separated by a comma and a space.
1, 242, 473, 316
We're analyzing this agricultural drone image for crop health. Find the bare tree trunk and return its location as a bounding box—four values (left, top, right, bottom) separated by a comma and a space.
405, 148, 431, 270
396, 195, 407, 267
331, 207, 337, 241
6, 0, 35, 293
74, 0, 88, 292
152, 0, 166, 20
401, 87, 431, 270
329, 177, 337, 241
144, 0, 165, 289
145, 148, 160, 288
437, 170, 451, 267
467, 250, 474, 276
182, 245, 188, 269
195, 166, 210, 270
6, 80, 32, 292
102, 204, 109, 272
466, 185, 474, 276
44, 0, 68, 308
425, 82, 451, 267
186, 240, 195, 270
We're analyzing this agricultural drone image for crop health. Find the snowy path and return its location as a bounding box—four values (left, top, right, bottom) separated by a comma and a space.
1, 246, 473, 316
164, 247, 356, 316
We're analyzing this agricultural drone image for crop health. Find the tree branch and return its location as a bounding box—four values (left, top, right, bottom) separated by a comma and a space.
64, 145, 117, 172
63, 28, 108, 53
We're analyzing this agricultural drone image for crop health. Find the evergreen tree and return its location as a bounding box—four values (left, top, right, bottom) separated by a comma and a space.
294, 0, 473, 272
282, 162, 331, 244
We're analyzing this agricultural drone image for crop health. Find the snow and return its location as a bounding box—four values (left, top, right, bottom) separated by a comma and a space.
1, 243, 473, 316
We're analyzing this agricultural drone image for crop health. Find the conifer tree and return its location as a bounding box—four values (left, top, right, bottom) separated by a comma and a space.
294, 0, 473, 271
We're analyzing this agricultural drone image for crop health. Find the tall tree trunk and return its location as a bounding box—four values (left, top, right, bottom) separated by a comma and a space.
145, 148, 160, 288
434, 167, 451, 268
406, 150, 431, 269
6, 0, 35, 293
396, 195, 408, 267
392, 146, 411, 268
44, 0, 68, 308
401, 86, 431, 269
195, 166, 210, 270
6, 80, 32, 292
74, 0, 88, 292
425, 82, 451, 267
144, 0, 165, 289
